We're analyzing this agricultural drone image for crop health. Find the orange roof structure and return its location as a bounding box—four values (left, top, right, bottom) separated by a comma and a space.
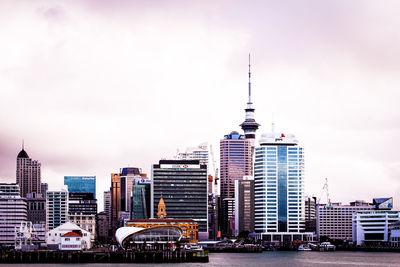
61, 232, 82, 237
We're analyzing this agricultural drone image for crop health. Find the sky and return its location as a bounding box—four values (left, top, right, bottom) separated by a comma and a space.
1, 0, 400, 211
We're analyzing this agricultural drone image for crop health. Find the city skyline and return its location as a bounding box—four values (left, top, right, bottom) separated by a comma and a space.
1, 0, 400, 212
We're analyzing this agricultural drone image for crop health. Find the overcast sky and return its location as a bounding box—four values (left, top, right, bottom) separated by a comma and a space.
1, 0, 400, 211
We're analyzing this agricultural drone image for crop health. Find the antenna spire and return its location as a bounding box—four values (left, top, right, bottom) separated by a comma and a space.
22, 139, 24, 150
248, 53, 251, 103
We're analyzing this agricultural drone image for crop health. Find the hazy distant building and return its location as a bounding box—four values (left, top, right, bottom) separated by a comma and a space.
0, 183, 27, 246
46, 187, 68, 231
41, 183, 48, 196
234, 176, 254, 236
220, 131, 252, 235
151, 160, 208, 239
16, 146, 41, 197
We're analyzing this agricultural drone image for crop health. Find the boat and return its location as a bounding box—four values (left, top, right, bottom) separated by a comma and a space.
319, 242, 336, 251
298, 244, 312, 251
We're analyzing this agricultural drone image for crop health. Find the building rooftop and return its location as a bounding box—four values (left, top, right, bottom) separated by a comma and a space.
17, 149, 29, 159
128, 219, 197, 223
259, 132, 298, 146
61, 231, 82, 237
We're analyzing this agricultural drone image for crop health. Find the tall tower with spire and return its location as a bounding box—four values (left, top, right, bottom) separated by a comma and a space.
16, 142, 41, 197
240, 54, 260, 146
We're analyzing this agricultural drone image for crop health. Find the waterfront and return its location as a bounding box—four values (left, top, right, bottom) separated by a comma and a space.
2, 251, 399, 266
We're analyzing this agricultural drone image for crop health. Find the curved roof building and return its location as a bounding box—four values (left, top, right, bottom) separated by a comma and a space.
115, 225, 183, 249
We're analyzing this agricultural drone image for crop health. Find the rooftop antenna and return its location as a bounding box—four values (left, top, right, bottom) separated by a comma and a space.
271, 114, 275, 133
248, 53, 251, 103
22, 139, 24, 150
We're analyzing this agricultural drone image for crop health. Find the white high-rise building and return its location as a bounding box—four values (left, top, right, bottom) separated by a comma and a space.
253, 129, 311, 242
0, 183, 27, 246
46, 187, 69, 231
176, 142, 209, 167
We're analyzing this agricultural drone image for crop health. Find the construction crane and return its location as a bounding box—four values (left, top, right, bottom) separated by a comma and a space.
209, 144, 219, 195
318, 178, 331, 205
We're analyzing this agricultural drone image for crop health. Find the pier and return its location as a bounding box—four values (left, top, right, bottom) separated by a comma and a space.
0, 249, 208, 264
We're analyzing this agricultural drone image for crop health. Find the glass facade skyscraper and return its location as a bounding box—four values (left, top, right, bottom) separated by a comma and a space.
220, 131, 252, 235
151, 160, 208, 239
254, 131, 306, 241
64, 176, 96, 199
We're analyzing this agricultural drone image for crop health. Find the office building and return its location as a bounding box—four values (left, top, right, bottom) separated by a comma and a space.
390, 221, 400, 247
317, 200, 375, 241
131, 179, 151, 219
26, 192, 46, 224
16, 145, 41, 197
220, 131, 252, 235
353, 210, 400, 246
0, 183, 27, 246
305, 196, 317, 233
253, 130, 310, 243
46, 187, 68, 231
176, 142, 209, 166
234, 176, 255, 236
110, 168, 148, 233
104, 190, 111, 230
68, 193, 97, 241
41, 183, 48, 196
97, 211, 108, 242
151, 160, 208, 239
64, 176, 97, 241
64, 176, 96, 199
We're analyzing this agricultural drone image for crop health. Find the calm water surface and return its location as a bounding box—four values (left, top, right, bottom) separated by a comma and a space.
4, 251, 400, 266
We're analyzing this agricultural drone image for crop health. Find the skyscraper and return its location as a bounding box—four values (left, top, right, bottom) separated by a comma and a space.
110, 167, 148, 234
46, 187, 68, 231
234, 176, 255, 236
104, 190, 111, 230
151, 160, 208, 239
254, 129, 309, 242
16, 145, 41, 197
220, 131, 252, 235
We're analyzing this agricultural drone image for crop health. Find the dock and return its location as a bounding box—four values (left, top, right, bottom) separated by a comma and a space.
0, 249, 209, 264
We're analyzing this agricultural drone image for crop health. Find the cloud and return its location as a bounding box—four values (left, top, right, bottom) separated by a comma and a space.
0, 0, 400, 211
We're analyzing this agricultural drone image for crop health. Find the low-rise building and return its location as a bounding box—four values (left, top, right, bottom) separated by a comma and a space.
353, 210, 400, 246
390, 221, 400, 247
317, 200, 374, 241
46, 221, 91, 249
60, 232, 83, 250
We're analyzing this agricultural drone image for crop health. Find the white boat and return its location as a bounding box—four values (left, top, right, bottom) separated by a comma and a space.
298, 244, 312, 251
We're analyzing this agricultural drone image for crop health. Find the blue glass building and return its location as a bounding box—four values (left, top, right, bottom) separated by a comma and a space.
64, 176, 96, 199
254, 130, 307, 242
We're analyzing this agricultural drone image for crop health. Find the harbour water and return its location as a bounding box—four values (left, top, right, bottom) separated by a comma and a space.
2, 251, 400, 266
